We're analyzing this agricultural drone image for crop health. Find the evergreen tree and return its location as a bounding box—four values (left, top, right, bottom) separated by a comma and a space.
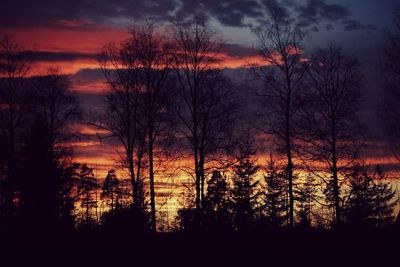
296, 174, 318, 227
20, 116, 80, 232
370, 166, 398, 227
344, 165, 397, 227
20, 116, 60, 229
77, 164, 99, 225
203, 171, 231, 230
323, 178, 340, 225
101, 169, 121, 213
175, 181, 198, 232
263, 156, 288, 227
231, 154, 260, 230
58, 163, 81, 231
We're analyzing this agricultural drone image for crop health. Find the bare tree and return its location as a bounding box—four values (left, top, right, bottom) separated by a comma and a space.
94, 23, 174, 232
172, 20, 236, 221
252, 10, 306, 226
135, 22, 174, 232
0, 35, 30, 218
298, 44, 364, 225
382, 9, 400, 161
94, 33, 148, 211
19, 68, 81, 229
30, 68, 81, 148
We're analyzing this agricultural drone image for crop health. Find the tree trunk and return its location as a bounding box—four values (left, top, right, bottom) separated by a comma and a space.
199, 154, 205, 209
128, 152, 136, 206
331, 137, 341, 225
285, 95, 294, 227
286, 143, 294, 227
193, 103, 201, 217
148, 128, 157, 233
86, 192, 90, 223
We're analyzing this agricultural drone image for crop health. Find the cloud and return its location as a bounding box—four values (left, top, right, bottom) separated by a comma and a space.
176, 0, 263, 27
28, 51, 98, 62
70, 69, 106, 94
326, 24, 334, 31
342, 19, 377, 31
220, 43, 256, 58
296, 0, 351, 28
0, 1, 378, 35
0, 0, 178, 29
261, 0, 290, 19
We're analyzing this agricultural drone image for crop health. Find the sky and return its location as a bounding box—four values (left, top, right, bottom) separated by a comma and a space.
1, 0, 398, 72
1, 0, 399, 181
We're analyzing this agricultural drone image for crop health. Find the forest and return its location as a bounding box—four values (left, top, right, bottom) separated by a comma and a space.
1, 5, 400, 267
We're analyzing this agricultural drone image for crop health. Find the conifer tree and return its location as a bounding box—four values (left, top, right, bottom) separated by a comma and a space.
369, 166, 397, 227
101, 169, 121, 213
77, 164, 99, 225
344, 165, 397, 227
203, 171, 231, 230
296, 174, 318, 227
263, 156, 288, 227
231, 152, 260, 230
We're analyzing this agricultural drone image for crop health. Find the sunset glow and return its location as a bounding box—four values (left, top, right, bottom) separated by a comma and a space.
1, 2, 400, 266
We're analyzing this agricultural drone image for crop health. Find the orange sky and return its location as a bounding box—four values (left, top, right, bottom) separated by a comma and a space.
1, 26, 266, 79
2, 24, 399, 219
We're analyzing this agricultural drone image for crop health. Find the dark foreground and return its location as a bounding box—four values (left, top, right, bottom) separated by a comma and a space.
1, 226, 399, 267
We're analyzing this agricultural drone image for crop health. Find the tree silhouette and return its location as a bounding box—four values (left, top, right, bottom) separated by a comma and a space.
101, 169, 122, 213
371, 166, 399, 227
58, 163, 81, 230
253, 9, 306, 227
18, 69, 80, 232
29, 68, 80, 144
133, 22, 174, 232
296, 174, 318, 227
203, 171, 232, 230
95, 31, 148, 211
343, 165, 397, 227
20, 116, 60, 229
230, 149, 260, 231
0, 35, 30, 219
77, 164, 99, 226
262, 155, 288, 227
172, 20, 236, 222
299, 44, 364, 225
382, 9, 400, 162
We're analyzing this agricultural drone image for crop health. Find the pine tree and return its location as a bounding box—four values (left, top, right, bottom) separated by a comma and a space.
20, 116, 59, 228
101, 169, 121, 213
296, 174, 318, 227
231, 155, 260, 230
58, 163, 81, 230
263, 156, 288, 227
203, 171, 231, 230
77, 164, 99, 225
323, 178, 340, 225
344, 165, 397, 227
370, 166, 398, 227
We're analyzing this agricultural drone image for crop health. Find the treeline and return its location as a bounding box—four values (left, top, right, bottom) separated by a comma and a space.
1, 9, 400, 235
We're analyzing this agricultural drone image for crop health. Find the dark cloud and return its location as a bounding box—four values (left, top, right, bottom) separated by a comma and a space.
0, 0, 178, 29
28, 51, 98, 62
73, 68, 105, 81
0, 51, 97, 71
0, 0, 377, 33
296, 0, 350, 28
260, 0, 290, 19
326, 24, 334, 31
221, 43, 256, 58
176, 0, 263, 27
342, 19, 377, 31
